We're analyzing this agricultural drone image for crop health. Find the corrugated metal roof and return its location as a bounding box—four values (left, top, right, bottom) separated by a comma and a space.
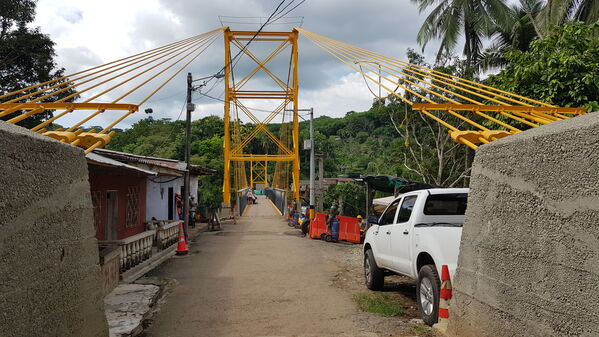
86, 152, 157, 176
92, 148, 216, 175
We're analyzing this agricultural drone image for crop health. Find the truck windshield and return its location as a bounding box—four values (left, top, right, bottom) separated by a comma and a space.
423, 193, 468, 215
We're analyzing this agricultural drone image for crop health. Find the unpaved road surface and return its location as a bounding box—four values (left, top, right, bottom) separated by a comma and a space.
143, 197, 434, 337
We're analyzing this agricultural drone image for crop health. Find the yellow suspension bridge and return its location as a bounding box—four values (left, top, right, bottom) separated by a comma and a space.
0, 27, 586, 206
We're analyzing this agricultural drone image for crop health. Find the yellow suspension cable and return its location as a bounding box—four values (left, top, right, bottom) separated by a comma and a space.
71, 31, 221, 135
0, 32, 210, 101
4, 33, 217, 125
0, 32, 215, 117
297, 28, 552, 108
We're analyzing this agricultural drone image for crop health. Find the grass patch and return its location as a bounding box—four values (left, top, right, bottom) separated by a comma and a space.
412, 325, 430, 335
353, 292, 405, 317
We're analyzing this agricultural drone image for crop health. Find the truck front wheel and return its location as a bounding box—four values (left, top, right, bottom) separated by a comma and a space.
364, 249, 384, 290
417, 264, 440, 326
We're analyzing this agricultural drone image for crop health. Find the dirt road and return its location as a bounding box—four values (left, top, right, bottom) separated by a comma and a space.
143, 197, 432, 337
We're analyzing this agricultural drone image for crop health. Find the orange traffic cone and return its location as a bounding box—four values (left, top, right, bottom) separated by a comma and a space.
436, 265, 452, 330
175, 222, 189, 255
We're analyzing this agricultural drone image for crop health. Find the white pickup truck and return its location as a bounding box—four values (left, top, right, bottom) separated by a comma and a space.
363, 188, 468, 325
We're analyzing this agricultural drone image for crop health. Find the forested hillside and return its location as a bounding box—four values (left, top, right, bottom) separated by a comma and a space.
105, 96, 471, 212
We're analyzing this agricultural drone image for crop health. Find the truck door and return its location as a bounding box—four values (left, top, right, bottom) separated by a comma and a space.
373, 198, 401, 268
391, 195, 418, 274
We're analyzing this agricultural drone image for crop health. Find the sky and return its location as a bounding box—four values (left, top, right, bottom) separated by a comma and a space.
32, 0, 448, 129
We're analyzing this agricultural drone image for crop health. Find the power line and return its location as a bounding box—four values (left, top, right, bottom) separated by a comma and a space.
270, 0, 306, 24
199, 92, 290, 114
203, 0, 306, 102
213, 0, 289, 80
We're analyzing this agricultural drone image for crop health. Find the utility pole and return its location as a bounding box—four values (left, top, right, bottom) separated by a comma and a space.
182, 72, 224, 239
183, 72, 194, 240
308, 107, 315, 220
365, 183, 369, 220
318, 154, 324, 212
285, 107, 314, 215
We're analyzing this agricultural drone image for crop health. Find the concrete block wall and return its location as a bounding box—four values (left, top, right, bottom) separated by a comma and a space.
0, 122, 109, 337
447, 113, 599, 337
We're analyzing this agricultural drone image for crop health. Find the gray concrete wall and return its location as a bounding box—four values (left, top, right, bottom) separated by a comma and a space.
0, 122, 108, 337
448, 112, 599, 337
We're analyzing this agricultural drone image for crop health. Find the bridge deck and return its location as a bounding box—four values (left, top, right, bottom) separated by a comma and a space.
144, 202, 376, 337
242, 195, 281, 217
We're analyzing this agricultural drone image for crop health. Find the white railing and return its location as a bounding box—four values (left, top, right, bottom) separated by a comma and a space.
100, 230, 156, 272
156, 221, 180, 250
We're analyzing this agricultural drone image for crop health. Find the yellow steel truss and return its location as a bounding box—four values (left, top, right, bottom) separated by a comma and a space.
250, 161, 269, 188
222, 29, 300, 205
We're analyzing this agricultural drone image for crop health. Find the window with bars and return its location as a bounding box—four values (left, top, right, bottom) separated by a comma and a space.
126, 186, 140, 228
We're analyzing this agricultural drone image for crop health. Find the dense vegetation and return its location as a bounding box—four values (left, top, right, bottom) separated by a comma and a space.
0, 0, 77, 127
488, 21, 599, 111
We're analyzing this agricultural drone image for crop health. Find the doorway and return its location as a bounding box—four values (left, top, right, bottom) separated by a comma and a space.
106, 191, 119, 240
168, 187, 174, 220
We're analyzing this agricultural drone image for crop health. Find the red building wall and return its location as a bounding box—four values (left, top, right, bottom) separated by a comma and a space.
88, 166, 148, 240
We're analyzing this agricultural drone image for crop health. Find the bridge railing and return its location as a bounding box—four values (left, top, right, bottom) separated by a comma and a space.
236, 188, 250, 216
264, 188, 286, 215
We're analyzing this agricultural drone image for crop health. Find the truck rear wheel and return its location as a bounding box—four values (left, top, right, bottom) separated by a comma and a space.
364, 249, 384, 290
417, 264, 440, 326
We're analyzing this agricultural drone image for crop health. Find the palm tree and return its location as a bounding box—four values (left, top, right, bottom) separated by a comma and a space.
479, 0, 544, 70
410, 0, 511, 66
536, 0, 599, 37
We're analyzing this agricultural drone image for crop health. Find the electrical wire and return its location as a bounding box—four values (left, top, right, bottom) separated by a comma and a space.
214, 0, 290, 79
270, 0, 306, 24
199, 92, 288, 114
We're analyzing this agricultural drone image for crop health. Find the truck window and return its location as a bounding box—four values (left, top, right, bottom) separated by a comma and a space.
423, 193, 468, 215
380, 199, 400, 226
397, 195, 417, 223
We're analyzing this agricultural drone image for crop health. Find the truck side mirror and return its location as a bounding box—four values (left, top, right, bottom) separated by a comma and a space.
367, 216, 378, 225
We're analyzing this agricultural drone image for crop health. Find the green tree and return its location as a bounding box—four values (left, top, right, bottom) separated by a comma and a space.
323, 182, 366, 217
108, 117, 182, 158
384, 50, 474, 187
191, 136, 224, 208
480, 0, 544, 71
410, 0, 510, 66
487, 21, 599, 111
0, 0, 77, 127
536, 0, 599, 37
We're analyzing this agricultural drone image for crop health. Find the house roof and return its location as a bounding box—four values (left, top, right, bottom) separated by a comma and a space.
92, 148, 216, 176
86, 152, 157, 176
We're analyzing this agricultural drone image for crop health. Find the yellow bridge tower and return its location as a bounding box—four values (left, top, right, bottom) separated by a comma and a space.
222, 29, 300, 205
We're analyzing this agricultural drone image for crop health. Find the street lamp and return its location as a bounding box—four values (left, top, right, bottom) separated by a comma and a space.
354, 60, 382, 99
285, 107, 315, 219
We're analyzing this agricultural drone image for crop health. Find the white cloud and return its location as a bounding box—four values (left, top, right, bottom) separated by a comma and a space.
30, 0, 450, 129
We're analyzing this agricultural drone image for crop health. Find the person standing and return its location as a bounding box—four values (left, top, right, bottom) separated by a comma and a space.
325, 205, 338, 233
189, 196, 197, 228
175, 193, 183, 220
